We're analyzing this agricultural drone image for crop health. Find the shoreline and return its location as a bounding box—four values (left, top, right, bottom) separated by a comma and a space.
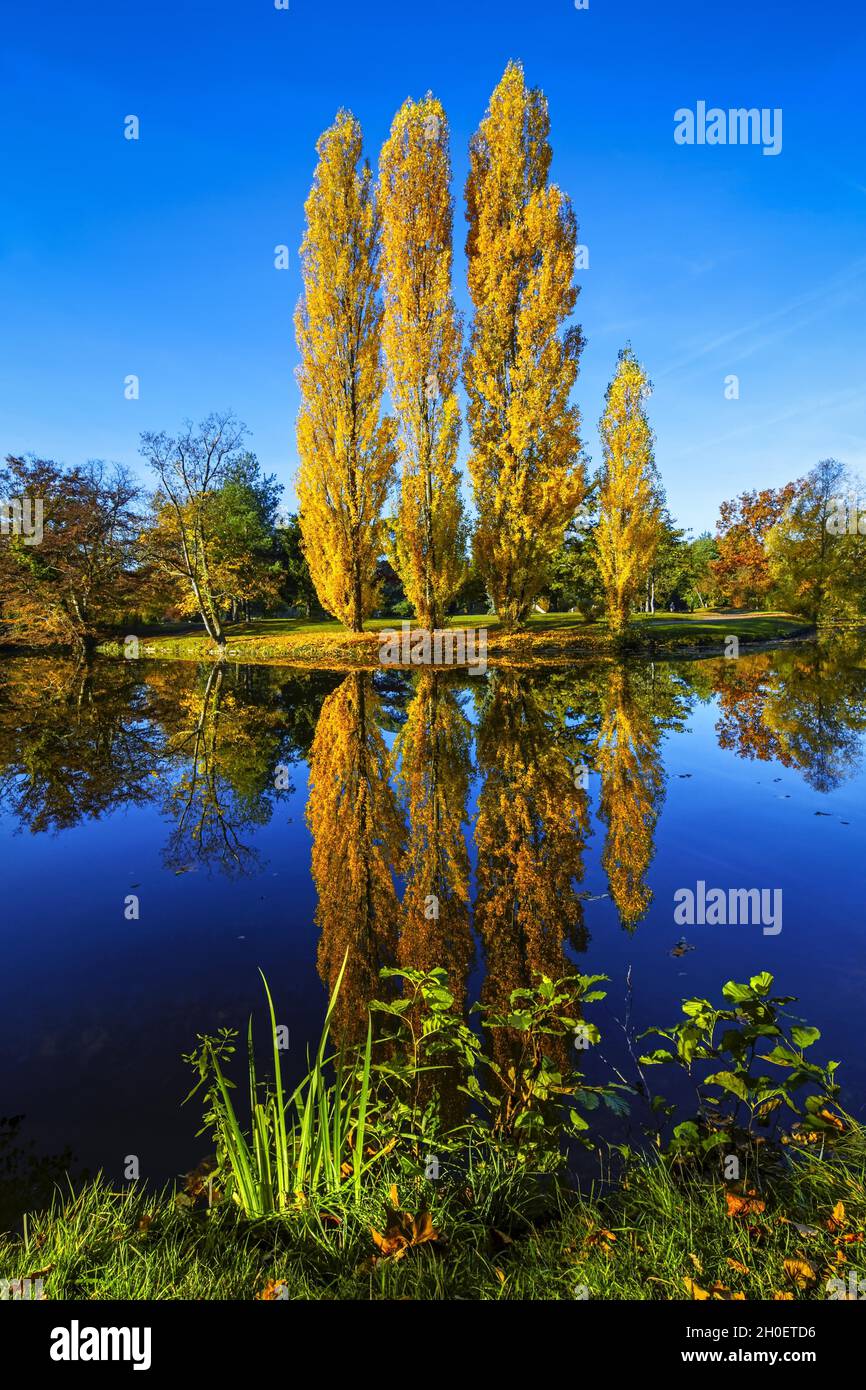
82, 613, 817, 671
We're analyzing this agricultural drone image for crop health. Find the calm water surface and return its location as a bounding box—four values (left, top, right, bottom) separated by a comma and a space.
1, 644, 865, 1202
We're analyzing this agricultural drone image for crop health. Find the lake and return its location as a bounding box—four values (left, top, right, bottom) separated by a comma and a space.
1, 642, 865, 1209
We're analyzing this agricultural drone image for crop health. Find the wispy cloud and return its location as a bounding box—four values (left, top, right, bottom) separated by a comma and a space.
655, 256, 866, 381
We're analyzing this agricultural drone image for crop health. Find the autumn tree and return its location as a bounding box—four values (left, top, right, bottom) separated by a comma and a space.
378, 95, 465, 629
295, 111, 397, 631
712, 483, 799, 608
766, 459, 866, 623
139, 413, 254, 650
463, 61, 585, 629
0, 455, 140, 657
594, 347, 662, 634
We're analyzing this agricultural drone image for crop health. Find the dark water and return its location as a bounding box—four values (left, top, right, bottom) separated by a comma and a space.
1, 643, 865, 1202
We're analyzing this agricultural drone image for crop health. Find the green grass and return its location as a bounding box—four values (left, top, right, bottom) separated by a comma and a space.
95, 609, 812, 668
2, 1127, 862, 1301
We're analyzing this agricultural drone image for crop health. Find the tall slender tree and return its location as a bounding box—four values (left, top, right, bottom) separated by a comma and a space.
295, 111, 397, 632
463, 61, 585, 629
594, 347, 661, 635
378, 95, 465, 629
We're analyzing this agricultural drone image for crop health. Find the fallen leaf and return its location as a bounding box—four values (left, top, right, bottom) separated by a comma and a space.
726, 1258, 750, 1275
683, 1276, 710, 1300
783, 1257, 816, 1290
257, 1279, 288, 1301
370, 1204, 441, 1263
726, 1191, 766, 1219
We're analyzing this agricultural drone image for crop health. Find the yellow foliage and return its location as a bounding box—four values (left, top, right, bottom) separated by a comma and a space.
463, 62, 585, 629
595, 347, 662, 634
306, 673, 404, 1041
594, 666, 665, 929
379, 97, 465, 627
473, 672, 589, 1072
295, 111, 398, 631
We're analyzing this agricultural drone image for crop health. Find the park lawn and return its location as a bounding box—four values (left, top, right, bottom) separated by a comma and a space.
96, 610, 812, 669
1, 1124, 861, 1301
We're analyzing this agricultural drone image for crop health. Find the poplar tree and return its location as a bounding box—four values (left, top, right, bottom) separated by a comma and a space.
379, 95, 465, 629
463, 61, 585, 629
295, 111, 397, 632
594, 347, 662, 634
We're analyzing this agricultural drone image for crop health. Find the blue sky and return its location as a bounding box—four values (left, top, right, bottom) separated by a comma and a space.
2, 0, 864, 534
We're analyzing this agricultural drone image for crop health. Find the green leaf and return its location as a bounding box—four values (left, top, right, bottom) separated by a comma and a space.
790, 1026, 821, 1050
638, 1048, 675, 1064
704, 1070, 750, 1101
749, 972, 774, 996
763, 1046, 800, 1067
722, 981, 755, 1003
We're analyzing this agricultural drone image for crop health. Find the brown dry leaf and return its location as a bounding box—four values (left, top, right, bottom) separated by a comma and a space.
773, 1291, 794, 1300
726, 1191, 766, 1219
783, 1257, 817, 1290
726, 1258, 750, 1275
137, 1212, 154, 1234
370, 1205, 441, 1263
827, 1201, 846, 1233
183, 1158, 220, 1205
688, 1253, 704, 1275
586, 1227, 617, 1256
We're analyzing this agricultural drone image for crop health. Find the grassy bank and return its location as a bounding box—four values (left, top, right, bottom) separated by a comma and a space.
1, 966, 861, 1302
1, 1131, 863, 1301
96, 610, 813, 670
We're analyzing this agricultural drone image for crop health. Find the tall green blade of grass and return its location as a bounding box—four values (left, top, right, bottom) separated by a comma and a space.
259, 971, 290, 1208
354, 1014, 373, 1203
293, 950, 350, 1193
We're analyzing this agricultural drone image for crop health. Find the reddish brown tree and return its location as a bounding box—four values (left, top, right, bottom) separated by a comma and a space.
711, 483, 800, 608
